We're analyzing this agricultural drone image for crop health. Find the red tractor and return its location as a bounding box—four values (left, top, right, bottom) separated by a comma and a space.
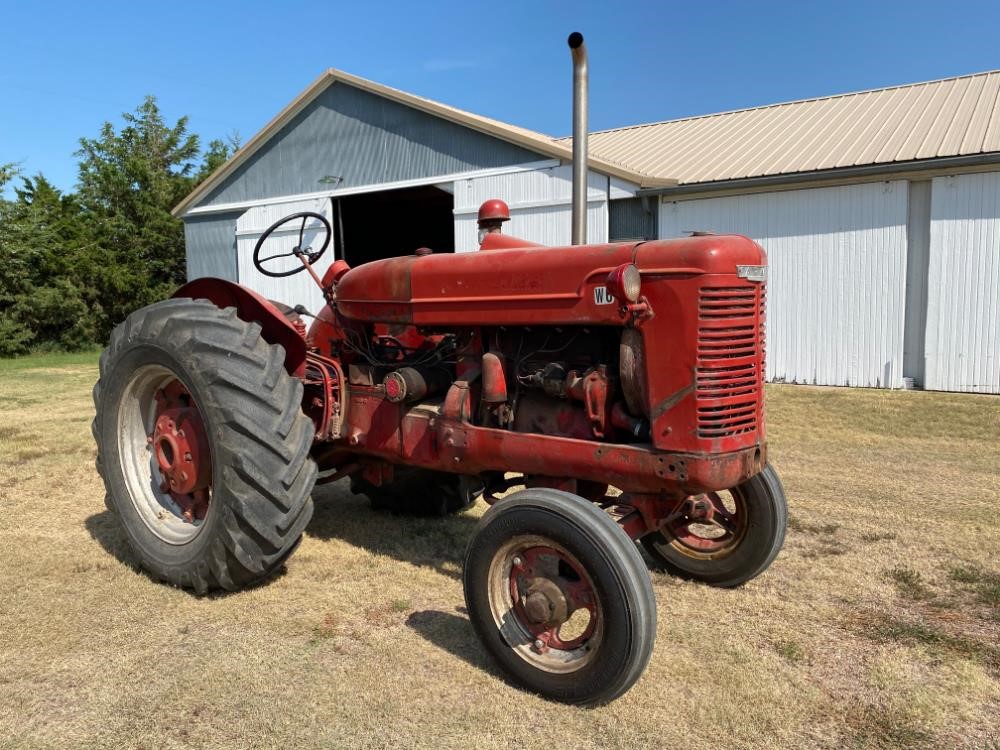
92, 36, 786, 706
92, 205, 785, 705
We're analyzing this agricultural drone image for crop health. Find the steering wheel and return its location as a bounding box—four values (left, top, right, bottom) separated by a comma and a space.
252, 211, 332, 278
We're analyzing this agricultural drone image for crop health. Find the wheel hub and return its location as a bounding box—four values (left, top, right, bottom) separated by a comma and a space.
149, 382, 212, 523
523, 578, 569, 626
509, 545, 598, 651
659, 490, 747, 556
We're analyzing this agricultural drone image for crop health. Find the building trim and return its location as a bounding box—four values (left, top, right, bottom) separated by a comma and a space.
182, 160, 562, 218
643, 154, 1000, 202
453, 196, 606, 215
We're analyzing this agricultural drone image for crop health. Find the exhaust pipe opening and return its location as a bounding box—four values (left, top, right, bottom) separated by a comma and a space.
568, 31, 588, 245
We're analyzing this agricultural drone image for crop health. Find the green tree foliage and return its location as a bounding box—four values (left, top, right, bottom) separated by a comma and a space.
0, 98, 233, 355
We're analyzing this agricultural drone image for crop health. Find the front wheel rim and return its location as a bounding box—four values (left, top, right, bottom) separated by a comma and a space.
116, 365, 213, 544
659, 488, 749, 560
486, 535, 604, 674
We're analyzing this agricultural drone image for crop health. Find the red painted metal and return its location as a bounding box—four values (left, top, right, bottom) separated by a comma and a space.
481, 352, 507, 403
606, 263, 641, 303
196, 223, 769, 537
477, 199, 511, 223
321, 259, 351, 289
174, 278, 307, 376
479, 233, 544, 251
330, 381, 763, 495
151, 379, 212, 523
510, 546, 596, 651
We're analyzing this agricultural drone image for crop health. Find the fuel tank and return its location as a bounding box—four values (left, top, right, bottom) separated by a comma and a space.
334, 234, 765, 327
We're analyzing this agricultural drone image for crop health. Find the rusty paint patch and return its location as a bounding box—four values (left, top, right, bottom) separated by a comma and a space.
651, 381, 696, 422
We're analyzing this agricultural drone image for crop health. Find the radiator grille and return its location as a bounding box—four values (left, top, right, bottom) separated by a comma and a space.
696, 285, 763, 439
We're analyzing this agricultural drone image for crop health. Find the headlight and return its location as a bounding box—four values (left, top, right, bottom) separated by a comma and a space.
607, 263, 641, 303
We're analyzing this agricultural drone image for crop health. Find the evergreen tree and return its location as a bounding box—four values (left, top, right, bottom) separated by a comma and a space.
0, 98, 232, 354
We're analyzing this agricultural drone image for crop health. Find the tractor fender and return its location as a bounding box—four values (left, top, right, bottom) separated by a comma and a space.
173, 278, 307, 376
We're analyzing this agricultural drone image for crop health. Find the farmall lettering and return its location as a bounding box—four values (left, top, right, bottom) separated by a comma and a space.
91, 32, 787, 708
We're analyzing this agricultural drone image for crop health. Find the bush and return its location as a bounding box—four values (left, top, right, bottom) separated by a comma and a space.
12, 280, 97, 351
0, 312, 35, 356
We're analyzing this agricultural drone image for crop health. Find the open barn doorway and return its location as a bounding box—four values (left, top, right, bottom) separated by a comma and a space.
331, 184, 454, 265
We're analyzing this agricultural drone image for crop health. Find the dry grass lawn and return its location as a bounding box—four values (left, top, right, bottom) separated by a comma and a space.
1, 351, 998, 750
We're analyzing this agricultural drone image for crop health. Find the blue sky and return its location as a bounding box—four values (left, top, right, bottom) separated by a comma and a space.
2, 0, 999, 196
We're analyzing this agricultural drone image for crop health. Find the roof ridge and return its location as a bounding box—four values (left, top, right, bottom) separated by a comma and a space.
326, 67, 558, 139
324, 67, 663, 178
556, 68, 1000, 139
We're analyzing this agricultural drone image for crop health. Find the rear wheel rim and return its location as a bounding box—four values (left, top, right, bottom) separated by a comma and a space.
486, 535, 603, 674
116, 365, 213, 544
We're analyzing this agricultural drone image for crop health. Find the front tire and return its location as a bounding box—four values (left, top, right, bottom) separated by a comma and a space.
92, 298, 316, 593
464, 489, 656, 706
641, 464, 787, 588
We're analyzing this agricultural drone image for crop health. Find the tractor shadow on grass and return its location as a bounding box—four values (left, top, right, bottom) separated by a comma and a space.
405, 608, 501, 677
85, 509, 141, 570
308, 479, 481, 582
84, 508, 288, 597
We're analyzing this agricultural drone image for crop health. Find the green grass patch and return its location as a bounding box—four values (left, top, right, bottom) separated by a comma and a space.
949, 565, 1000, 610
788, 515, 839, 535
0, 348, 101, 373
869, 617, 1000, 671
860, 531, 896, 543
889, 567, 933, 601
775, 640, 806, 663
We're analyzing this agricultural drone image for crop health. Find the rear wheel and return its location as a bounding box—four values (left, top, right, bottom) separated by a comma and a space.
641, 464, 787, 588
93, 298, 316, 593
464, 489, 656, 706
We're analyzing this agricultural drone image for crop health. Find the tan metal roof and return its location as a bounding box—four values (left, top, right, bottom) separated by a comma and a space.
567, 70, 1000, 186
174, 69, 673, 216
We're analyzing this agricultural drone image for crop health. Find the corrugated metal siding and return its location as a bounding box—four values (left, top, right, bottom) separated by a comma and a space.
453, 166, 608, 251
563, 70, 1000, 185
660, 181, 909, 387
234, 198, 334, 314
198, 83, 542, 208
184, 212, 241, 281
924, 172, 1000, 393
610, 197, 657, 241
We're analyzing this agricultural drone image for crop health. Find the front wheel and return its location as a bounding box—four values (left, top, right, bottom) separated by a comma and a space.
92, 298, 317, 593
463, 489, 656, 706
640, 463, 787, 588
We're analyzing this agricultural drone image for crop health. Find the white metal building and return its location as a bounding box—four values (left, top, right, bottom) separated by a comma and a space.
174, 69, 1000, 394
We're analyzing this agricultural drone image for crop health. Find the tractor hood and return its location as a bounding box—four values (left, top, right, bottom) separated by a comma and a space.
334, 235, 765, 327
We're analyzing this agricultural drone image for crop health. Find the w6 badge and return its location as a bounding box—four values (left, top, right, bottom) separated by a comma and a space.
593, 286, 614, 305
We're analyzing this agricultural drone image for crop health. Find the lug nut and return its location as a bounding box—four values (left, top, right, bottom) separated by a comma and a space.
512, 556, 523, 568
533, 639, 544, 651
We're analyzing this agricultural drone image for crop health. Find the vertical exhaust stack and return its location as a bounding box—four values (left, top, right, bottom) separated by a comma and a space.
568, 31, 588, 245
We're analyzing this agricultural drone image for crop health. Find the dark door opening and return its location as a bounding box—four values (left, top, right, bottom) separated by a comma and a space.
332, 184, 454, 265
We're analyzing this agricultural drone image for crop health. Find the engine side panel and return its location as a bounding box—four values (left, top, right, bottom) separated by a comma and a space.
334, 236, 763, 327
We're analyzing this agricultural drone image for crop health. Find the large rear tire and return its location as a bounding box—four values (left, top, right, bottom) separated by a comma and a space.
464, 489, 656, 706
92, 298, 316, 593
640, 464, 787, 588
